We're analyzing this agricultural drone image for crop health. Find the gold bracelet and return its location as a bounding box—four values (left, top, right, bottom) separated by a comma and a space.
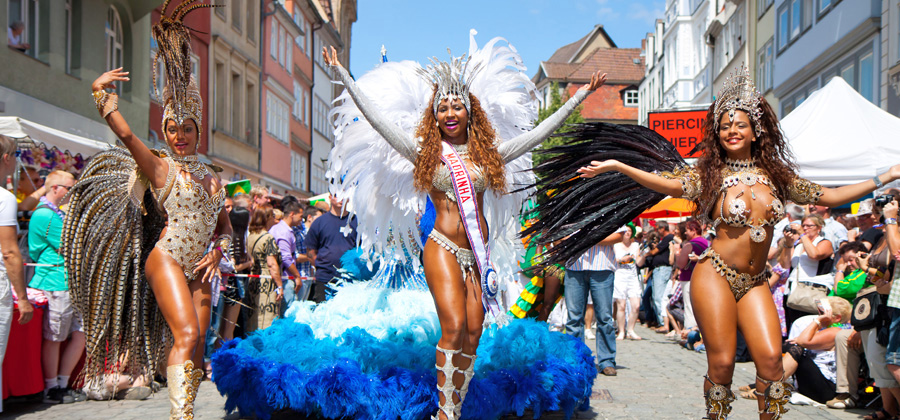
92, 89, 119, 117
92, 90, 107, 110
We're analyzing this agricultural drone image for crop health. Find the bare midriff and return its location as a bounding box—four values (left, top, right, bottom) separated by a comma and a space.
703, 182, 782, 275
428, 189, 488, 251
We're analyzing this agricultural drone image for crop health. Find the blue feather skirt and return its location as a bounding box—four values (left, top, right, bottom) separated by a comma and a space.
211, 283, 596, 420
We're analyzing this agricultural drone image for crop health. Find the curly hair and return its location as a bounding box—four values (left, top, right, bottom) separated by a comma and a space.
693, 98, 798, 219
412, 89, 506, 192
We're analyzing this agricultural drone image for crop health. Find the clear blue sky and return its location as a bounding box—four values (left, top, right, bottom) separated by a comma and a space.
348, 0, 665, 78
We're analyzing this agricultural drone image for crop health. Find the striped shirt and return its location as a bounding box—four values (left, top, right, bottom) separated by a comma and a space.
566, 225, 629, 272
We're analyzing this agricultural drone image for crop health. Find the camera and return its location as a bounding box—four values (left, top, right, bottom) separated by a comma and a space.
875, 194, 897, 207
783, 225, 797, 236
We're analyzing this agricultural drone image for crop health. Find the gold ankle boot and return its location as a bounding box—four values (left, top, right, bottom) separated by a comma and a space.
167, 360, 203, 420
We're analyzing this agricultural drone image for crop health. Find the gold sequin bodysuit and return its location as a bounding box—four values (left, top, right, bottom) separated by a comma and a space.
154, 156, 225, 282
662, 159, 824, 300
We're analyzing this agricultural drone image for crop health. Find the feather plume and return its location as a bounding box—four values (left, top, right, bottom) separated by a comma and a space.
328, 30, 537, 285
522, 122, 687, 267
61, 148, 170, 387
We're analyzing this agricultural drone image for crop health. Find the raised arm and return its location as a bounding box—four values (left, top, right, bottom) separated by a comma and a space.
92, 68, 168, 188
498, 71, 607, 162
814, 164, 900, 207
576, 160, 688, 198
323, 47, 417, 162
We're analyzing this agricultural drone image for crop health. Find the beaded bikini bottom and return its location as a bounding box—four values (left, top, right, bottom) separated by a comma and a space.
698, 248, 768, 301
428, 229, 477, 282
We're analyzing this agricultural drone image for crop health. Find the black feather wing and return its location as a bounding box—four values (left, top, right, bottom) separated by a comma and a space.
522, 123, 687, 267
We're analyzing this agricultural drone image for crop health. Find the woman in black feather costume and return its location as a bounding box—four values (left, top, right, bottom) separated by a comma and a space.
532, 67, 900, 419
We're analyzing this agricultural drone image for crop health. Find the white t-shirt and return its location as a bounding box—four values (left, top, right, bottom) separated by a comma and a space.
788, 315, 838, 384
613, 242, 639, 272
0, 187, 19, 275
790, 236, 829, 283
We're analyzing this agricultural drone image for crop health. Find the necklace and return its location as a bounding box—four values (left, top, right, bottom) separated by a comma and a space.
171, 154, 209, 180
447, 141, 468, 157
725, 157, 756, 172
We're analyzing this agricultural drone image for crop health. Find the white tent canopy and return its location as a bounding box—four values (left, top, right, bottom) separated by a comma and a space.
781, 77, 900, 187
0, 116, 112, 156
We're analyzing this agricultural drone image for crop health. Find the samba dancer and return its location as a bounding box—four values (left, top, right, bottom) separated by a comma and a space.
63, 3, 230, 419
322, 40, 605, 419
577, 68, 900, 419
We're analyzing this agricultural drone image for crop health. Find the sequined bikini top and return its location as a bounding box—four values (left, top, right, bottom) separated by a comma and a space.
709, 159, 784, 243
432, 142, 487, 202
660, 159, 824, 244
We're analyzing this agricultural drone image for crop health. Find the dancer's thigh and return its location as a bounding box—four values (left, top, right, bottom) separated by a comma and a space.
691, 263, 737, 378
424, 240, 467, 329
145, 248, 198, 360
735, 283, 783, 376
189, 270, 213, 335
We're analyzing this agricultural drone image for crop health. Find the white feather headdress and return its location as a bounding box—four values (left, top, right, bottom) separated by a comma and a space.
327, 29, 538, 282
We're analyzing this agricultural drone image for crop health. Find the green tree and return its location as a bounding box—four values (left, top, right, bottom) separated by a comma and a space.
532, 82, 584, 168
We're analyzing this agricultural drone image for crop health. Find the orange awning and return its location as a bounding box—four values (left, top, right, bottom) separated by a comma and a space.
640, 198, 695, 219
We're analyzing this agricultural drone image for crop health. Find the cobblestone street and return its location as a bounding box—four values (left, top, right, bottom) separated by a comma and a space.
4, 324, 874, 419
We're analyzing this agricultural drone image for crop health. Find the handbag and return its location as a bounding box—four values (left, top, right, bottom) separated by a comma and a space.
785, 245, 830, 313
786, 281, 829, 313
851, 286, 882, 331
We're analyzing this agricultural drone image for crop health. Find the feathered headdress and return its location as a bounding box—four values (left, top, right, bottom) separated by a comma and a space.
712, 66, 764, 137
328, 29, 538, 284
152, 0, 219, 134
416, 50, 483, 115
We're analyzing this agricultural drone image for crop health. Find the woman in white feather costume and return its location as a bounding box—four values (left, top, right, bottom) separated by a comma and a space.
322, 30, 606, 420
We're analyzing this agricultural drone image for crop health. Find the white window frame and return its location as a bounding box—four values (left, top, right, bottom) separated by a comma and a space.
291, 151, 308, 190
623, 90, 638, 107
285, 31, 293, 73
278, 24, 286, 67
106, 6, 124, 94
267, 93, 290, 145
757, 38, 774, 93
270, 21, 278, 59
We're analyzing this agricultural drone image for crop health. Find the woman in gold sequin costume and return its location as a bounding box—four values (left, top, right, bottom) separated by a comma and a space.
577, 67, 900, 420
63, 2, 230, 419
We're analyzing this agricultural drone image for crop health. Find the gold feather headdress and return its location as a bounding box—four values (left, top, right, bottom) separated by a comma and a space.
152, 0, 219, 134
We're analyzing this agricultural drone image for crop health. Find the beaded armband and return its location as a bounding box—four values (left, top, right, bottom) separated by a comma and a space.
787, 177, 823, 205
659, 166, 701, 201
213, 234, 232, 254
92, 90, 119, 118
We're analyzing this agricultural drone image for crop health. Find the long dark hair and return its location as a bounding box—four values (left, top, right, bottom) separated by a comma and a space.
229, 206, 250, 264
693, 99, 798, 218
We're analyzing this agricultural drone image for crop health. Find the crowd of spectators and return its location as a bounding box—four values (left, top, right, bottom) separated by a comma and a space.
0, 166, 360, 409
568, 187, 900, 417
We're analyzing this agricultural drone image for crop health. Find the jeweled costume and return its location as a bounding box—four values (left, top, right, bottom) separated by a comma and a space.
62, 2, 223, 419
211, 31, 597, 420
525, 68, 824, 419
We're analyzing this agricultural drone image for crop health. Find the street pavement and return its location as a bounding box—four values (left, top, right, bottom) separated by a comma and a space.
3, 323, 876, 419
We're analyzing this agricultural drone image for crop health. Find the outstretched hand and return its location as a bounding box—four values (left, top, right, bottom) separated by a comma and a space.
194, 249, 223, 284
92, 67, 129, 91
889, 163, 900, 183
577, 160, 619, 178
322, 46, 342, 68
578, 71, 608, 92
